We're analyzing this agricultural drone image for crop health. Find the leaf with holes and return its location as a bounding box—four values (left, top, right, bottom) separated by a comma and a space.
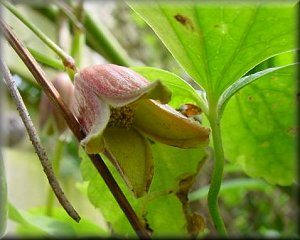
80, 142, 207, 237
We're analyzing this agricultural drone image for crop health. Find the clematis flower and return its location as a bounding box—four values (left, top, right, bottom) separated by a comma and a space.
72, 64, 209, 197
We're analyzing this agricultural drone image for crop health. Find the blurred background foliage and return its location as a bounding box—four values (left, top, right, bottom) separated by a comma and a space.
1, 1, 298, 238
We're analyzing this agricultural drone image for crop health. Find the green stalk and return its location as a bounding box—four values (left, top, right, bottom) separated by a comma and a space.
46, 138, 65, 216
28, 47, 64, 70
84, 13, 133, 66
207, 102, 227, 236
70, 29, 84, 69
70, 1, 85, 69
1, 1, 76, 72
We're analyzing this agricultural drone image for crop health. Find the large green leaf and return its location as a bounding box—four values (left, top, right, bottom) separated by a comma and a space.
80, 142, 207, 237
145, 142, 207, 237
221, 64, 296, 185
219, 63, 296, 115
130, 2, 296, 99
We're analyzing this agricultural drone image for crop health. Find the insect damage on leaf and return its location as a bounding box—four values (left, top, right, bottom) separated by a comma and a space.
142, 212, 154, 236
176, 174, 206, 237
174, 14, 194, 31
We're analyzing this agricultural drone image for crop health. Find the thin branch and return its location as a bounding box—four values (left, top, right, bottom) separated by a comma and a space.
0, 59, 81, 222
0, 19, 150, 239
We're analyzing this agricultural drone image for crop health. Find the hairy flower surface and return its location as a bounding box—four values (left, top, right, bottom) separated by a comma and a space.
73, 64, 209, 197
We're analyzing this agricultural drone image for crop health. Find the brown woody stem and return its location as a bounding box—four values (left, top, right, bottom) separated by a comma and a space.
0, 19, 149, 239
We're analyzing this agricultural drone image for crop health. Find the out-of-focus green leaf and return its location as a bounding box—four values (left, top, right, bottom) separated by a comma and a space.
132, 66, 205, 110
189, 178, 271, 201
80, 142, 207, 237
28, 207, 108, 236
221, 64, 297, 185
8, 203, 107, 237
8, 203, 61, 236
130, 2, 296, 99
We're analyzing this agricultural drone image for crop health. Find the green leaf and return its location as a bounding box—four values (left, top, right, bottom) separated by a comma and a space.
221, 64, 297, 185
80, 143, 207, 237
144, 142, 207, 236
8, 203, 107, 237
28, 207, 108, 236
130, 2, 296, 99
8, 203, 63, 236
219, 63, 296, 115
132, 66, 207, 112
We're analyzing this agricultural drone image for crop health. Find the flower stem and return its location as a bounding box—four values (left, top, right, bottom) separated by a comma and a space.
1, 1, 76, 72
46, 138, 65, 216
207, 103, 227, 236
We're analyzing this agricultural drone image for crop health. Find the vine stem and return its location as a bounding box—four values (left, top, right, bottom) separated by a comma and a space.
0, 19, 150, 239
0, 59, 80, 222
207, 103, 227, 236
